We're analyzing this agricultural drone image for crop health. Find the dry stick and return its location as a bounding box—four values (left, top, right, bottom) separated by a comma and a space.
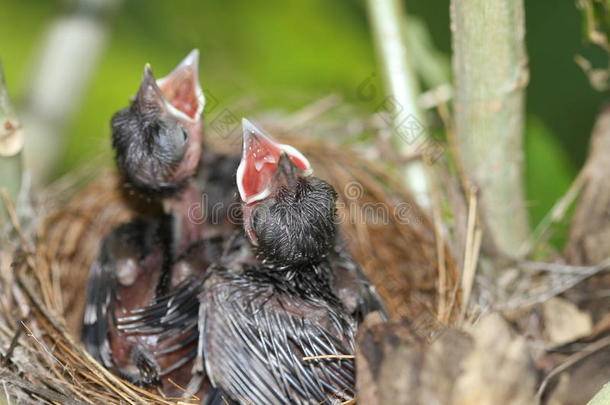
47, 373, 93, 405
162, 378, 200, 403
37, 338, 99, 404
50, 262, 65, 316
536, 334, 610, 402
0, 324, 23, 366
498, 259, 610, 312
77, 370, 130, 404
434, 93, 472, 318
2, 382, 10, 405
459, 188, 480, 323
521, 257, 610, 274
428, 165, 448, 322
20, 320, 63, 369
0, 190, 31, 252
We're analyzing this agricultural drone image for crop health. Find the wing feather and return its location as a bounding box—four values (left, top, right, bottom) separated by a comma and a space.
201, 273, 356, 405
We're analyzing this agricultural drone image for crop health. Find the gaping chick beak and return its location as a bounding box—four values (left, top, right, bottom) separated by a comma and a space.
237, 118, 312, 205
156, 49, 204, 123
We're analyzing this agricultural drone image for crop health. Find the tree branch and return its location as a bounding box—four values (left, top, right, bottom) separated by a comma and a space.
366, 0, 430, 208
451, 0, 530, 258
22, 0, 122, 185
0, 61, 24, 226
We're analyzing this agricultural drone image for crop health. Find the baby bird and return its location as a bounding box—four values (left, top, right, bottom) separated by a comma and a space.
81, 51, 218, 395
111, 50, 203, 197
195, 120, 359, 404
120, 120, 387, 404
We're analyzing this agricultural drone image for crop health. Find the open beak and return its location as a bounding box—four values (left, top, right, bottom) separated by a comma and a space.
236, 119, 312, 205
156, 49, 204, 123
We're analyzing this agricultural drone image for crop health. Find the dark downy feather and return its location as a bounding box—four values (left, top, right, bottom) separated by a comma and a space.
197, 246, 358, 404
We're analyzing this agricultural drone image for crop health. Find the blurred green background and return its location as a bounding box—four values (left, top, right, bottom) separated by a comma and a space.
1, 0, 607, 228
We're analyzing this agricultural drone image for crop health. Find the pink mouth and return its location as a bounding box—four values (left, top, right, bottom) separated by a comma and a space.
157, 50, 204, 122
236, 119, 312, 205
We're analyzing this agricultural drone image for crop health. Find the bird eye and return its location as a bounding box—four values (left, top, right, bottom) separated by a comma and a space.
182, 128, 188, 142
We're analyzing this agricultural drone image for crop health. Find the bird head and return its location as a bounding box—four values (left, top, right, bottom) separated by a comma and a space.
111, 50, 204, 196
237, 119, 338, 266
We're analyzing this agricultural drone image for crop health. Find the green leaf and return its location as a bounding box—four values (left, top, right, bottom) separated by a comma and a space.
525, 116, 577, 247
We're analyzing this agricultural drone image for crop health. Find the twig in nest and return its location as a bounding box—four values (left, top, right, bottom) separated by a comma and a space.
302, 354, 355, 361
163, 378, 200, 402
2, 382, 9, 405
0, 321, 23, 366
427, 163, 449, 323
536, 334, 610, 402
0, 189, 31, 251
459, 187, 482, 323
497, 258, 610, 311
20, 319, 63, 368
521, 258, 610, 275
279, 94, 342, 130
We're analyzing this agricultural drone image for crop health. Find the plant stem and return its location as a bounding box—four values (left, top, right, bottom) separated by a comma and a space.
22, 0, 122, 185
450, 0, 530, 258
366, 0, 430, 208
0, 61, 23, 226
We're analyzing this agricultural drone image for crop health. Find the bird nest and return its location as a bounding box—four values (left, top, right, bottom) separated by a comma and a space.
0, 134, 460, 404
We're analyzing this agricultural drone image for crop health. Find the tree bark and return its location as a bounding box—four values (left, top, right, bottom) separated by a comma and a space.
450, 0, 530, 258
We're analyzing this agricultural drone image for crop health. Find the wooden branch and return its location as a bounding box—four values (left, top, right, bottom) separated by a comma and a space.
22, 0, 122, 185
366, 0, 430, 208
451, 0, 530, 258
565, 104, 610, 265
0, 61, 24, 226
